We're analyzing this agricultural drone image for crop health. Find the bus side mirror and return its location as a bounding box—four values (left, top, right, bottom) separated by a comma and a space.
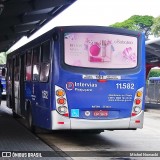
2, 68, 6, 76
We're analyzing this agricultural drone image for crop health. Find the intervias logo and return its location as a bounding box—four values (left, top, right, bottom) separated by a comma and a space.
66, 82, 74, 90
66, 82, 98, 92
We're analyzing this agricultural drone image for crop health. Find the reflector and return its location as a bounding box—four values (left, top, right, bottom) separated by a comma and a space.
135, 120, 140, 123
58, 122, 64, 124
131, 112, 137, 116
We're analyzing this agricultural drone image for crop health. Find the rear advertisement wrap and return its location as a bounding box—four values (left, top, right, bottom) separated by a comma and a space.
64, 33, 137, 69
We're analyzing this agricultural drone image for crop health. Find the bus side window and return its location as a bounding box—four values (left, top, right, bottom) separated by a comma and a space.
32, 46, 40, 81
2, 68, 6, 76
40, 63, 50, 82
40, 41, 50, 82
25, 49, 32, 81
41, 41, 50, 62
7, 59, 12, 82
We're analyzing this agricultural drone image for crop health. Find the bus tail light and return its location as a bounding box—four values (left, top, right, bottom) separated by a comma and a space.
56, 89, 65, 97
134, 106, 141, 113
55, 86, 69, 117
57, 106, 67, 114
131, 88, 143, 117
136, 91, 142, 97
135, 99, 141, 105
57, 98, 66, 105
131, 112, 137, 116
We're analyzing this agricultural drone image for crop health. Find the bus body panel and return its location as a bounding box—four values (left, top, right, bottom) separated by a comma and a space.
25, 80, 52, 129
55, 72, 144, 119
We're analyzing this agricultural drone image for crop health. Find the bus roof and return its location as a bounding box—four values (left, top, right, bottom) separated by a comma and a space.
149, 77, 160, 80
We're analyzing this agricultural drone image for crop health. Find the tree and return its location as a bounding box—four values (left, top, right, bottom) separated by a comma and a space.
151, 16, 160, 37
0, 52, 7, 64
148, 69, 160, 78
110, 15, 154, 39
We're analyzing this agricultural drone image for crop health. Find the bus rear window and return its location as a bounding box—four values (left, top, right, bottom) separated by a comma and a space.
64, 33, 137, 69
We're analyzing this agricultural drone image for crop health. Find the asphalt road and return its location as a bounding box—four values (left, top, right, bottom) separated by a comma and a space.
1, 100, 160, 160
37, 111, 160, 160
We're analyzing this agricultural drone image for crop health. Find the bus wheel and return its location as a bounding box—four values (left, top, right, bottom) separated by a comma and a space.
27, 108, 36, 133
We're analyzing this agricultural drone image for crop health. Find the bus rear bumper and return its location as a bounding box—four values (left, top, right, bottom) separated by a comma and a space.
129, 110, 144, 129
51, 110, 71, 130
51, 110, 144, 130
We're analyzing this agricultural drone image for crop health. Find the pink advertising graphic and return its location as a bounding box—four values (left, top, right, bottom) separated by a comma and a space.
64, 33, 137, 68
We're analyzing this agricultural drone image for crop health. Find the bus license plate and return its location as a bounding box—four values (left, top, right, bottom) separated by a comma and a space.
93, 111, 108, 117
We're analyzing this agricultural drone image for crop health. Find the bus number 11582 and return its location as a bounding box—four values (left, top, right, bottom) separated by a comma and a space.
116, 83, 134, 90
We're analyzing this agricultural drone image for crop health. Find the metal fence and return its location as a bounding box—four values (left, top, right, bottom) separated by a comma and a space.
146, 83, 160, 104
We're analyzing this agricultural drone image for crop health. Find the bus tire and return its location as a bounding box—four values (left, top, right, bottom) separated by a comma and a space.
27, 107, 36, 133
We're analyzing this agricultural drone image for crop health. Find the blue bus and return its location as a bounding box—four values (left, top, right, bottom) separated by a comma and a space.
149, 77, 160, 84
0, 64, 6, 96
6, 26, 145, 132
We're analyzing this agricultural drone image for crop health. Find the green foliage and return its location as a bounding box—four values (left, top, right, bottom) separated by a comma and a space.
110, 19, 136, 30
0, 52, 7, 64
110, 15, 154, 39
151, 16, 160, 37
148, 69, 160, 78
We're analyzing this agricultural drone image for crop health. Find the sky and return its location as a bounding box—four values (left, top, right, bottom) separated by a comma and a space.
7, 0, 160, 52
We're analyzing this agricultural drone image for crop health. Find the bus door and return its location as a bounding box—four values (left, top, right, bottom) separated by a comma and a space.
10, 58, 15, 110
7, 58, 14, 108
19, 54, 25, 115
13, 56, 21, 115
31, 46, 41, 123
